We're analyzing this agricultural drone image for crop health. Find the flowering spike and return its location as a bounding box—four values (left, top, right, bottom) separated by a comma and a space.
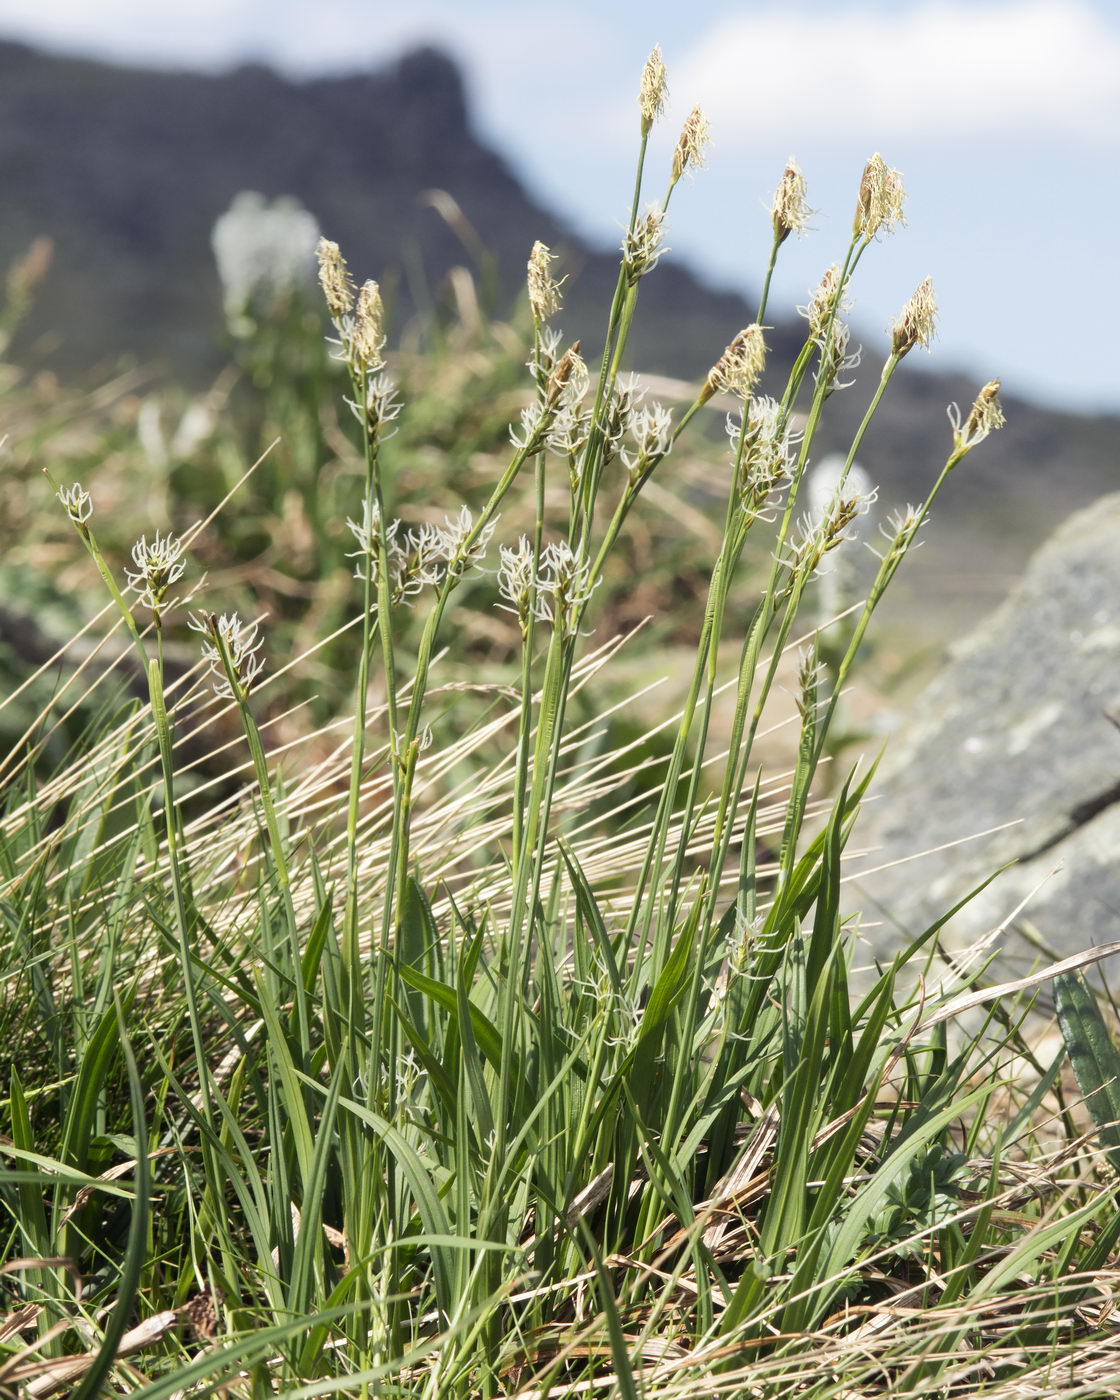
190, 611, 266, 698
350, 280, 385, 371
770, 159, 812, 244
439, 504, 497, 580
622, 205, 667, 285
497, 536, 536, 629
125, 531, 186, 613
545, 342, 584, 409
891, 276, 937, 357
815, 320, 862, 397
527, 241, 563, 325
316, 236, 354, 320
799, 264, 851, 340
706, 324, 767, 400
346, 370, 401, 439
853, 153, 906, 241
57, 483, 92, 527
621, 398, 673, 483
731, 396, 800, 508
671, 106, 711, 185
949, 379, 1005, 457
534, 540, 598, 638
639, 46, 668, 133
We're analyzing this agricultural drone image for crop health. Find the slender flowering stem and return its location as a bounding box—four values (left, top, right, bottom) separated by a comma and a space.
757, 232, 781, 324
46, 472, 217, 1162
202, 613, 308, 1042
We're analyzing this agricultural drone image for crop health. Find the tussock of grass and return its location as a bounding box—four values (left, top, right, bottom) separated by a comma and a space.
2, 49, 1118, 1400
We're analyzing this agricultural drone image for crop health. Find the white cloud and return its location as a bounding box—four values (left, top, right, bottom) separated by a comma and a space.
0, 0, 619, 80
0, 0, 256, 64
670, 1, 1120, 151
4, 0, 1115, 154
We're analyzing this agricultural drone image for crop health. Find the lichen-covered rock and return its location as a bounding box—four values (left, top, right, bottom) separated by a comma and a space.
850, 492, 1120, 977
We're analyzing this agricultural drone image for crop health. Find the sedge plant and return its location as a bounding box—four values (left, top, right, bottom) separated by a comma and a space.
8, 44, 1120, 1400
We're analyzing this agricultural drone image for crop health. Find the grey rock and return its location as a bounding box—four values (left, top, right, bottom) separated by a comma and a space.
850, 492, 1120, 974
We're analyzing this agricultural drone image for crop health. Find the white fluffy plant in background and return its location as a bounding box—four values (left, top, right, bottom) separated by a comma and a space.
136, 396, 216, 475
211, 190, 321, 331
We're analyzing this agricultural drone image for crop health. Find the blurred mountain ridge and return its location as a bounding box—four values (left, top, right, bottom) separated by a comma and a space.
0, 39, 771, 374
1, 35, 1116, 561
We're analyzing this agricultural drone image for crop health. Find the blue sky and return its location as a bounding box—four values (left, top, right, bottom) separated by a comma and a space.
1, 0, 1118, 413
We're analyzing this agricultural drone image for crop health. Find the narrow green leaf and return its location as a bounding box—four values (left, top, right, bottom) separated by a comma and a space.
67, 999, 149, 1400
296, 1072, 456, 1320
559, 839, 623, 998
1056, 971, 1120, 1171
398, 964, 504, 1074
288, 1041, 347, 1315
301, 895, 334, 996
60, 991, 133, 1175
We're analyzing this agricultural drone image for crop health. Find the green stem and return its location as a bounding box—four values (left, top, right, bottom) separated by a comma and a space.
510, 456, 547, 874
577, 133, 650, 531
342, 383, 381, 980
792, 447, 962, 829
383, 437, 541, 954
691, 238, 869, 920
210, 628, 309, 1051
757, 233, 781, 323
